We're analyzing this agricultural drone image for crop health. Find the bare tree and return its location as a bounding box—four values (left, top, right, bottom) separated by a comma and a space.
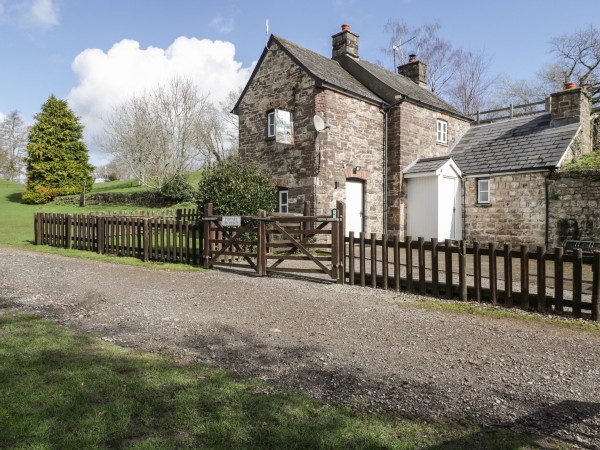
0, 111, 29, 183
447, 49, 495, 115
101, 77, 222, 189
549, 24, 600, 86
383, 19, 461, 96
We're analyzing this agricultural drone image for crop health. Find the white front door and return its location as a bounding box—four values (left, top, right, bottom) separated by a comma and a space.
346, 180, 364, 237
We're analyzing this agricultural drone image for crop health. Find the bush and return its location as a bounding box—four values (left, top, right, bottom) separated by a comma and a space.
21, 185, 58, 204
197, 155, 277, 216
160, 174, 196, 204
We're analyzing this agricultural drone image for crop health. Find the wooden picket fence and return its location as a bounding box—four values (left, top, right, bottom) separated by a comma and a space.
344, 233, 600, 320
33, 210, 599, 321
34, 211, 203, 264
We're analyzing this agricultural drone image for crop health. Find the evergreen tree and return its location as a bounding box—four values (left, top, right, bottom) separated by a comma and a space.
22, 95, 94, 204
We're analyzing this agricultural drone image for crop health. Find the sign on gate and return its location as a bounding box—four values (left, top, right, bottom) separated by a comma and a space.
222, 216, 242, 227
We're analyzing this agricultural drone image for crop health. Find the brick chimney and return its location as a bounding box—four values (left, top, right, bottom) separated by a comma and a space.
397, 55, 427, 87
550, 83, 592, 153
332, 24, 359, 60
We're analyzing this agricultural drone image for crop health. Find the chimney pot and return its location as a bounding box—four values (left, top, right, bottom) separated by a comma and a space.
564, 82, 576, 90
409, 54, 416, 63
341, 24, 350, 31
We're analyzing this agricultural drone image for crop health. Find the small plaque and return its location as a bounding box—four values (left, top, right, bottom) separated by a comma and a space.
222, 216, 241, 227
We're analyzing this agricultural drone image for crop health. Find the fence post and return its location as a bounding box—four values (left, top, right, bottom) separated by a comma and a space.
331, 215, 339, 281
473, 241, 481, 302
143, 219, 149, 262
382, 234, 389, 290
66, 215, 73, 250
418, 237, 426, 295
489, 242, 497, 304
537, 246, 546, 312
554, 247, 564, 314
203, 203, 212, 269
573, 248, 582, 318
349, 232, 355, 285
592, 251, 600, 322
445, 239, 452, 298
370, 233, 377, 288
359, 232, 366, 287
336, 200, 345, 285
406, 236, 413, 293
258, 210, 267, 276
459, 241, 467, 301
521, 245, 529, 310
34, 213, 40, 245
431, 238, 439, 297
504, 243, 513, 307
394, 235, 401, 292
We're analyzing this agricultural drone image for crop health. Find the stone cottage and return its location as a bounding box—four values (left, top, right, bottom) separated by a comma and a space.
233, 24, 471, 237
234, 25, 595, 247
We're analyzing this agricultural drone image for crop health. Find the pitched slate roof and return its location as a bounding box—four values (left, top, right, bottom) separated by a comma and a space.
349, 59, 464, 116
273, 36, 383, 104
449, 114, 581, 175
233, 34, 464, 117
403, 156, 453, 175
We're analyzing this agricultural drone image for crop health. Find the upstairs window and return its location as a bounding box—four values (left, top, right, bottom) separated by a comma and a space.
267, 109, 294, 144
437, 119, 447, 144
478, 179, 490, 204
278, 189, 289, 213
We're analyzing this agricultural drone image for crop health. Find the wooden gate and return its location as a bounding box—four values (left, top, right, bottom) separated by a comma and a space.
202, 203, 344, 282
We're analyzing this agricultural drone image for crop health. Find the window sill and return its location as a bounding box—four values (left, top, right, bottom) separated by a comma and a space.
475, 203, 491, 208
265, 136, 275, 142
436, 141, 448, 146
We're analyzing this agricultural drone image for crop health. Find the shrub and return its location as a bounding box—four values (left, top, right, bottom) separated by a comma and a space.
197, 155, 277, 216
160, 174, 196, 204
21, 185, 58, 204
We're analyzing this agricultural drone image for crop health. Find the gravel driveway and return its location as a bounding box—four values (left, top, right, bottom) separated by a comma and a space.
1, 247, 599, 447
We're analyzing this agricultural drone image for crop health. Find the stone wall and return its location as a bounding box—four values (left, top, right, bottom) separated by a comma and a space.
238, 42, 317, 213
314, 88, 385, 234
387, 101, 471, 236
548, 170, 600, 247
463, 171, 547, 247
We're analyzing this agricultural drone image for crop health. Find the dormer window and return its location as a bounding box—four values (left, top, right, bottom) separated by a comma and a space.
436, 119, 447, 144
267, 109, 294, 144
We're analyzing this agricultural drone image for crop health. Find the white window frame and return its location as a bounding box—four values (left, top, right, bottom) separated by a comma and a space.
437, 119, 448, 144
278, 189, 288, 213
478, 179, 490, 204
267, 111, 275, 138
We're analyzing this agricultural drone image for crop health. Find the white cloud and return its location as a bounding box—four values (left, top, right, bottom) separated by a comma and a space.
67, 37, 254, 164
209, 15, 234, 34
27, 0, 58, 29
0, 0, 60, 30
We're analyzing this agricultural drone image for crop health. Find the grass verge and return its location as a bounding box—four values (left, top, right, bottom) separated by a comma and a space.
0, 308, 541, 448
0, 179, 203, 271
397, 298, 600, 333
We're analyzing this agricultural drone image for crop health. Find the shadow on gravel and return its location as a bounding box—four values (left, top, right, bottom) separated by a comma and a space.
211, 265, 337, 285
433, 400, 600, 448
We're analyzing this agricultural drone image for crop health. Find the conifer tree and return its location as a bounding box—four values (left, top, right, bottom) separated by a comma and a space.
22, 95, 94, 204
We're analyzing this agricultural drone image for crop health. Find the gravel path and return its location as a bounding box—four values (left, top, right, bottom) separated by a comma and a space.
1, 247, 599, 447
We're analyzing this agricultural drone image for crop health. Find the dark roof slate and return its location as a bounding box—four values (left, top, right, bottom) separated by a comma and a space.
274, 36, 384, 103
449, 114, 581, 175
403, 156, 453, 174
350, 59, 464, 116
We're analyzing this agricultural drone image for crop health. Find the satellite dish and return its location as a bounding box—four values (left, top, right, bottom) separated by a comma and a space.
309, 115, 326, 132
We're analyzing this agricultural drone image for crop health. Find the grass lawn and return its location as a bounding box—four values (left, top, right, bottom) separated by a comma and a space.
0, 308, 541, 448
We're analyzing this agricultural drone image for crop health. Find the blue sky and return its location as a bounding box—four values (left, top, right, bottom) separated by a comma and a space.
1, 0, 598, 165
